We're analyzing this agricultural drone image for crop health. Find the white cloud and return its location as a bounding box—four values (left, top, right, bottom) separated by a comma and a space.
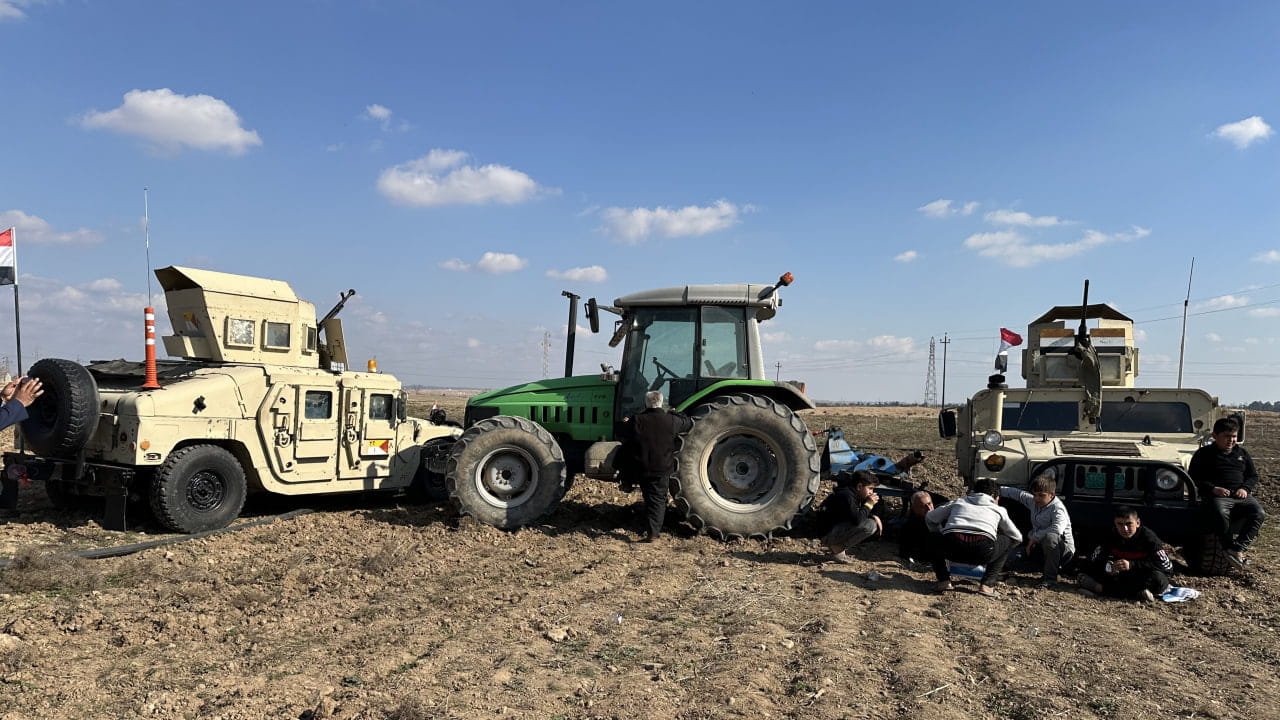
814, 339, 858, 352
1205, 332, 1223, 343
918, 199, 978, 218
985, 209, 1064, 227
1213, 115, 1273, 149
1245, 337, 1260, 345
963, 226, 1150, 267
761, 331, 790, 344
440, 252, 527, 274
0, 209, 104, 246
1195, 294, 1249, 311
546, 266, 607, 283
867, 335, 915, 355
466, 338, 482, 349
1252, 250, 1280, 263
1249, 308, 1280, 318
377, 149, 552, 206
365, 104, 391, 121
0, 1, 41, 22
475, 252, 527, 274
598, 200, 746, 242
86, 278, 122, 292
1134, 329, 1148, 342
894, 250, 918, 263
81, 88, 262, 155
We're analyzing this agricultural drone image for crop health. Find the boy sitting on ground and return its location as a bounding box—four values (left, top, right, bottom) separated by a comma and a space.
818, 470, 883, 564
1079, 506, 1173, 602
1000, 475, 1076, 588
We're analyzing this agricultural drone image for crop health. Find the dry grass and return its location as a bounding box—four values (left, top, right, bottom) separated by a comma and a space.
0, 547, 101, 594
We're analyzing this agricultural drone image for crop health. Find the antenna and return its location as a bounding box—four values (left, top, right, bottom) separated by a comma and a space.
144, 187, 153, 307
1176, 258, 1195, 389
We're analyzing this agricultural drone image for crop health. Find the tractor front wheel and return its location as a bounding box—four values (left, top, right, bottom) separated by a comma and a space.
445, 416, 568, 529
673, 394, 820, 539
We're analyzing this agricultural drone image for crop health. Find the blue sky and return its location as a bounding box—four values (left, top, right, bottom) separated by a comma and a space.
2, 1, 1279, 404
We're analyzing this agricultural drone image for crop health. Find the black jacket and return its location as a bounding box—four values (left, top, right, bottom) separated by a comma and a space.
1088, 526, 1173, 575
618, 408, 693, 477
1189, 443, 1259, 496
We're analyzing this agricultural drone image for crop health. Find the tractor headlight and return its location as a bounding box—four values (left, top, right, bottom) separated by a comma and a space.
1155, 469, 1180, 492
982, 430, 1004, 451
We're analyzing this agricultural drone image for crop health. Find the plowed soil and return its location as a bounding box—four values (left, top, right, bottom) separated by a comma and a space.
0, 402, 1275, 720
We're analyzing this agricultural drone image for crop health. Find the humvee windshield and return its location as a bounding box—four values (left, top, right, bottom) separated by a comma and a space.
1000, 401, 1193, 433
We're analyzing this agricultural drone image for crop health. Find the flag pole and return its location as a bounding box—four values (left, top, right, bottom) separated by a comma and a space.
9, 226, 20, 375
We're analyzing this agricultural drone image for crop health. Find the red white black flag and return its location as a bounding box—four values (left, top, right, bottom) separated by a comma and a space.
0, 228, 14, 286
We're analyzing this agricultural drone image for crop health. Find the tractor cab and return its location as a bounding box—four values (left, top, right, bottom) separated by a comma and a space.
609, 274, 786, 418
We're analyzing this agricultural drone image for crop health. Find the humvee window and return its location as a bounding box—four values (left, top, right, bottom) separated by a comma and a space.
369, 394, 393, 420
1001, 401, 1078, 431
305, 390, 333, 420
1099, 401, 1192, 433
264, 321, 291, 350
227, 317, 255, 347
305, 326, 317, 353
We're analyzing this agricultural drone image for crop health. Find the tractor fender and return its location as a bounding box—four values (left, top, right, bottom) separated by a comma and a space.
676, 380, 815, 415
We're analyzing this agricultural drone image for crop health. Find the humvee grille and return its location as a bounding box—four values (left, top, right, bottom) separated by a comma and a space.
1058, 440, 1141, 457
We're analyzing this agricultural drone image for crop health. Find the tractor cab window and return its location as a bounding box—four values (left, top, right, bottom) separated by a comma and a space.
619, 307, 696, 416
699, 306, 748, 379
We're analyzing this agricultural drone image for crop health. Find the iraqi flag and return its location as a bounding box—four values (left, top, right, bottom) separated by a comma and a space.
995, 327, 1023, 372
998, 327, 1023, 353
0, 228, 13, 286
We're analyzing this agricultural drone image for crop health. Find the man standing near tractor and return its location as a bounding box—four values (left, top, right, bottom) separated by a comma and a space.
617, 390, 692, 542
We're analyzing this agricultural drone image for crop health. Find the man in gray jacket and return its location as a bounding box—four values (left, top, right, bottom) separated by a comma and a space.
926, 478, 1023, 598
1001, 475, 1076, 588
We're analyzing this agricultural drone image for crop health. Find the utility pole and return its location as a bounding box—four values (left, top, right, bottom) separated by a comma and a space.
939, 333, 950, 407
924, 337, 938, 406
775, 361, 781, 381
540, 331, 551, 379
1177, 258, 1195, 389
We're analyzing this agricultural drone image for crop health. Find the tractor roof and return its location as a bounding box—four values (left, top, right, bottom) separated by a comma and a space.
615, 282, 780, 309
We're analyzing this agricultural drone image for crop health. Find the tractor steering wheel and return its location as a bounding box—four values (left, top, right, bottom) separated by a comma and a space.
649, 357, 677, 391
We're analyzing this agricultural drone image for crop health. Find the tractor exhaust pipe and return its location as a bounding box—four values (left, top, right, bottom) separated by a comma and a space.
562, 291, 579, 378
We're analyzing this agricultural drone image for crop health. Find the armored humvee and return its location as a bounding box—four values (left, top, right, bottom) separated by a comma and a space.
939, 300, 1245, 573
3, 266, 460, 533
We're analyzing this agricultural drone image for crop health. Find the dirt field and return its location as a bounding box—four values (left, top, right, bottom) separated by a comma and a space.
0, 402, 1276, 720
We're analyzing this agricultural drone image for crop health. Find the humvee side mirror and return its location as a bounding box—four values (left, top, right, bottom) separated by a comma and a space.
396, 394, 407, 423
938, 409, 957, 439
1230, 411, 1245, 442
586, 298, 600, 334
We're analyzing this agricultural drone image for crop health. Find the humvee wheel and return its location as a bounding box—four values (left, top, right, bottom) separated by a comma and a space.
407, 437, 456, 503
1185, 532, 1235, 576
21, 358, 100, 458
150, 445, 247, 533
673, 394, 820, 539
445, 416, 567, 529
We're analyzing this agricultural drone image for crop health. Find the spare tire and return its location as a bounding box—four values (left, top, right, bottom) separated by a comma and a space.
21, 358, 100, 457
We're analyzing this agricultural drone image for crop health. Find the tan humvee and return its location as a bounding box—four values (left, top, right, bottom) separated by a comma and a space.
940, 303, 1244, 573
5, 266, 459, 533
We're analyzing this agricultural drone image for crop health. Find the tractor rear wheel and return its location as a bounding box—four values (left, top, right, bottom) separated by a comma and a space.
445, 416, 567, 529
673, 394, 820, 539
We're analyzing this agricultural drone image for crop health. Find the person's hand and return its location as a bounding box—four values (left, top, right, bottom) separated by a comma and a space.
12, 377, 42, 406
868, 492, 880, 506
0, 378, 19, 403
872, 515, 883, 536
1025, 539, 1036, 554
1213, 487, 1230, 498
1234, 488, 1249, 499
1112, 558, 1130, 573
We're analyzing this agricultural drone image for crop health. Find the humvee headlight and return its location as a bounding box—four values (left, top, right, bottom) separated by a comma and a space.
982, 430, 1004, 451
1155, 469, 1180, 491
983, 454, 1006, 471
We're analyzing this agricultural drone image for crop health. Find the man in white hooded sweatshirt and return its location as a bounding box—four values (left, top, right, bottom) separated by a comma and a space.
926, 478, 1023, 598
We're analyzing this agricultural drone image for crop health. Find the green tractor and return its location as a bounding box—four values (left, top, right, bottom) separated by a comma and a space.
436, 272, 821, 539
